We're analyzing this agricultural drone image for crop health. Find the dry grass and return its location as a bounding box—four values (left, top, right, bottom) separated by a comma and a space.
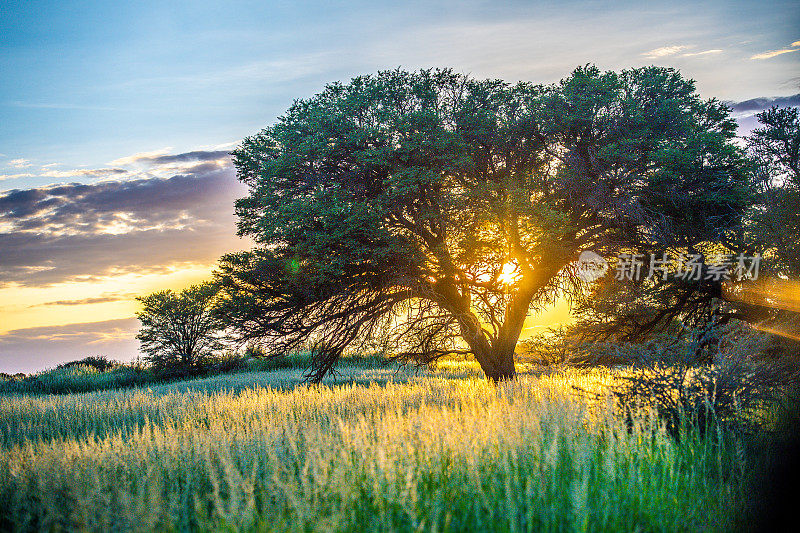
0, 364, 746, 532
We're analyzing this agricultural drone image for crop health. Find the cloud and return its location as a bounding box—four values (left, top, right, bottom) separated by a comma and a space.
9, 101, 117, 111
726, 93, 800, 134
751, 48, 799, 60
642, 45, 692, 58
680, 49, 723, 57
41, 168, 128, 179
0, 148, 228, 187
8, 158, 32, 168
133, 150, 231, 165
0, 173, 35, 182
29, 293, 135, 307
643, 45, 724, 60
154, 150, 231, 164
727, 94, 800, 114
750, 39, 800, 61
108, 148, 173, 166
0, 318, 140, 373
0, 153, 248, 287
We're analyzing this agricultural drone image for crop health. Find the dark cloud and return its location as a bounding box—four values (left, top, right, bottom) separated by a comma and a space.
0, 156, 249, 287
0, 318, 140, 373
725, 94, 800, 135
727, 94, 800, 114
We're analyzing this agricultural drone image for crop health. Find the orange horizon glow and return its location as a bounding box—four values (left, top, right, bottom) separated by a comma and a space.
0, 262, 217, 335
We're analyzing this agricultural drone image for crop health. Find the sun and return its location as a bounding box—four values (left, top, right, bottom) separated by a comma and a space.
497, 262, 521, 286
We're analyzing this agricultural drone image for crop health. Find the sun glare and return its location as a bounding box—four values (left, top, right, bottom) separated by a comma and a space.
498, 262, 520, 286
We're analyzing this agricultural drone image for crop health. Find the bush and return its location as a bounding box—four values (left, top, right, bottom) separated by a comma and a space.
0, 364, 153, 395
518, 328, 631, 367
57, 356, 118, 372
612, 324, 800, 438
517, 328, 574, 366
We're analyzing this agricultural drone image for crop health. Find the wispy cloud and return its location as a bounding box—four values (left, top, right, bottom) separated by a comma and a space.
8, 101, 118, 111
42, 168, 128, 179
751, 40, 800, 60
28, 293, 135, 307
681, 49, 723, 57
108, 148, 173, 166
0, 173, 35, 182
135, 150, 231, 165
751, 48, 799, 60
109, 53, 339, 92
8, 158, 32, 168
642, 45, 692, 58
2, 148, 232, 189
0, 318, 140, 373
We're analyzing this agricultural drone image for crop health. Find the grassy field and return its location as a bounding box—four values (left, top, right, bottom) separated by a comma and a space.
0, 362, 747, 532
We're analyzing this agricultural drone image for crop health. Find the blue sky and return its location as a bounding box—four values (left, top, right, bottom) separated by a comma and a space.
0, 0, 799, 372
1, 0, 799, 189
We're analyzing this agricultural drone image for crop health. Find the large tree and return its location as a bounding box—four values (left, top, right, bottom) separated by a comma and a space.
216, 66, 751, 381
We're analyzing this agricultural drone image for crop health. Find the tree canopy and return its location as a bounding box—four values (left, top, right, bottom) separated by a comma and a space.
570, 104, 800, 355
216, 66, 752, 381
136, 282, 226, 370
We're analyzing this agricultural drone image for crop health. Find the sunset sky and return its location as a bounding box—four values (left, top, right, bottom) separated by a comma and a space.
1, 0, 799, 373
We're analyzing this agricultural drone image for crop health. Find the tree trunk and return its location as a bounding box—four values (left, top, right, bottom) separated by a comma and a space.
448, 281, 529, 383
471, 339, 517, 382
486, 344, 517, 382
453, 300, 523, 382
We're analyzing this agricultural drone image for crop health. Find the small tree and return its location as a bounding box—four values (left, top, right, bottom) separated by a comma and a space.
747, 105, 800, 278
136, 282, 225, 370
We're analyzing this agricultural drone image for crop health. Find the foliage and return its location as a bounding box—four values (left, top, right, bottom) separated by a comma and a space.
747, 105, 800, 277
136, 282, 227, 372
0, 368, 746, 532
0, 352, 398, 396
57, 355, 118, 372
0, 364, 152, 396
517, 328, 576, 366
218, 66, 750, 381
572, 104, 800, 344
611, 324, 800, 438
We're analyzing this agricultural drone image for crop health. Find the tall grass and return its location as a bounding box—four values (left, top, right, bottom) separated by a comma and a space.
0, 365, 747, 532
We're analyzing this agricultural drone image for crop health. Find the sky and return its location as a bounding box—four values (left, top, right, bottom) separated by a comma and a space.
1, 0, 799, 373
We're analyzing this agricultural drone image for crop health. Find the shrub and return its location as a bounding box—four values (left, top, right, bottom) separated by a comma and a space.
206, 352, 250, 374
517, 328, 574, 366
518, 328, 631, 367
57, 356, 118, 372
612, 324, 800, 438
0, 364, 155, 395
